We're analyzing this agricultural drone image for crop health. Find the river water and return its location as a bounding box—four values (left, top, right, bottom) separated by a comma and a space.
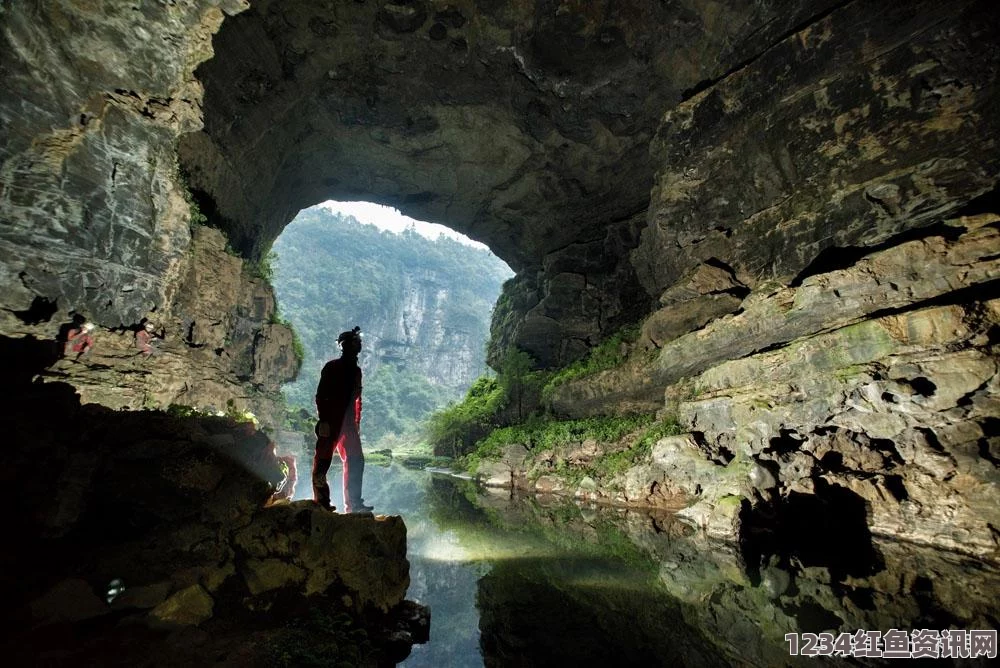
309, 462, 999, 667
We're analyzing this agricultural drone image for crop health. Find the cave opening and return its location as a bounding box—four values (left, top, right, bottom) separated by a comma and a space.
266, 198, 512, 496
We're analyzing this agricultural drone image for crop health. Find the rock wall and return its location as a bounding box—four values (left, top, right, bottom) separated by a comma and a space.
2, 371, 422, 665
179, 0, 871, 368
534, 214, 1000, 559
523, 0, 1000, 559
632, 0, 999, 295
0, 0, 297, 422
1, 0, 998, 568
35, 225, 298, 423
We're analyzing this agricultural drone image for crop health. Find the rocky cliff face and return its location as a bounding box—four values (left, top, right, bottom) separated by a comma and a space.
1, 370, 425, 666
0, 0, 296, 423
376, 269, 482, 387
1, 0, 998, 567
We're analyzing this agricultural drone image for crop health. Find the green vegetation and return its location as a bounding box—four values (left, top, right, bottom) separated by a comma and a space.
178, 172, 208, 228
477, 414, 652, 458
423, 346, 553, 457
271, 206, 511, 448
588, 417, 684, 478
425, 376, 505, 457
164, 401, 262, 429
459, 413, 683, 486
542, 323, 641, 396
248, 249, 277, 281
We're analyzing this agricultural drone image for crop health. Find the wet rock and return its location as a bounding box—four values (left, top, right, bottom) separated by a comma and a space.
241, 558, 307, 596
149, 584, 214, 627
111, 581, 172, 610
759, 565, 791, 599
748, 463, 777, 491
534, 475, 567, 494
676, 496, 745, 541
233, 502, 410, 614
477, 444, 529, 489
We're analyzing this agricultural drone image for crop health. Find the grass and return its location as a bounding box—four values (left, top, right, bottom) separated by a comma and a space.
462, 414, 686, 486
542, 324, 641, 395
462, 414, 655, 474
584, 417, 684, 480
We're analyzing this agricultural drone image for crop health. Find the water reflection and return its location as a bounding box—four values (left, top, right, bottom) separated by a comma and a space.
358, 464, 1000, 666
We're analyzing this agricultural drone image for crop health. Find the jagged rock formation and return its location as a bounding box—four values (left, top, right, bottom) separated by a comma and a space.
535, 214, 1000, 559
0, 1, 296, 422
1, 0, 998, 578
1, 368, 424, 666
34, 226, 298, 424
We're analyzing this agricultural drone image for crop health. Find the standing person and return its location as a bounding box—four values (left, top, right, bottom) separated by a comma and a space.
65, 322, 95, 360
313, 326, 374, 514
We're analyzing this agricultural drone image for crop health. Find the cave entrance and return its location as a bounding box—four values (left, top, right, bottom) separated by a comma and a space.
268, 200, 512, 480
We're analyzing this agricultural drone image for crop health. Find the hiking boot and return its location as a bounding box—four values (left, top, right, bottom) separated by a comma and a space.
349, 500, 374, 513
313, 500, 337, 512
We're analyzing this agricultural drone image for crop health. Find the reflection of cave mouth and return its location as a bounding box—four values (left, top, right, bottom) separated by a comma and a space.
779, 482, 881, 578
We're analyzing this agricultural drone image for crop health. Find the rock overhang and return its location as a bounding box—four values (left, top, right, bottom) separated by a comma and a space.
177, 0, 850, 269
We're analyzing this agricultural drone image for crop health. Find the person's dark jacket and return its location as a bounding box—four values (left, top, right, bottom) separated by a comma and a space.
315, 357, 362, 438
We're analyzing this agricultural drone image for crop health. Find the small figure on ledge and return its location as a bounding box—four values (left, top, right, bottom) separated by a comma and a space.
64, 322, 95, 360
135, 320, 158, 358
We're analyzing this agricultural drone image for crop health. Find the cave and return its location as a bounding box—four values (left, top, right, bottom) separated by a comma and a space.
2, 0, 1000, 665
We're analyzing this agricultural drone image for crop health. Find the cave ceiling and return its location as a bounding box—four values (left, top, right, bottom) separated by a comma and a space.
180, 0, 843, 269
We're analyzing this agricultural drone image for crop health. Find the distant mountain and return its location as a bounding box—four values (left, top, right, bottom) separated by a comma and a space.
272, 206, 513, 444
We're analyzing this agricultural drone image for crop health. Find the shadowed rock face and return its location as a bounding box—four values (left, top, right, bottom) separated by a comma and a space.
179, 0, 857, 366
0, 353, 421, 666
1, 0, 999, 563
180, 0, 845, 268
2, 0, 996, 370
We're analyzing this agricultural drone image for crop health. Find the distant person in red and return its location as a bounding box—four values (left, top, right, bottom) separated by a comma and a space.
313, 326, 373, 513
65, 322, 95, 360
135, 320, 157, 357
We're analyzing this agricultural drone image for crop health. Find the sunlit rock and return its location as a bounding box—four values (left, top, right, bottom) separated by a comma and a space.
149, 584, 215, 627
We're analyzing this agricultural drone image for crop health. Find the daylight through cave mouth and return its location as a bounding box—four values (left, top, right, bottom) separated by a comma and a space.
270, 201, 512, 450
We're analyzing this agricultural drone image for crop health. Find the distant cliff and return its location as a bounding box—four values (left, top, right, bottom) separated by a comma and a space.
273, 206, 512, 442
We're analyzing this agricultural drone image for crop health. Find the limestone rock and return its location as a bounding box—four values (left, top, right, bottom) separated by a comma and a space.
241, 558, 307, 597
149, 584, 214, 627
639, 292, 743, 350
634, 0, 999, 296
476, 444, 530, 489
677, 496, 746, 542
551, 216, 1000, 417
534, 475, 567, 495
111, 581, 172, 611
674, 299, 1000, 558
234, 502, 411, 614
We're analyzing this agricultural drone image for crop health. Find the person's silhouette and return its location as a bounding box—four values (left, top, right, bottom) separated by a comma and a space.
312, 326, 373, 513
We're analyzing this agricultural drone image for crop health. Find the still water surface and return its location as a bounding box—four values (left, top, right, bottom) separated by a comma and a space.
315, 463, 1000, 667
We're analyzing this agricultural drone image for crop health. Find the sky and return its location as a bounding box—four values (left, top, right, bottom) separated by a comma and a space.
320, 200, 489, 250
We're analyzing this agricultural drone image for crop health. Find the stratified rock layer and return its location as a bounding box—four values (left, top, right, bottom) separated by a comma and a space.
537, 215, 1000, 559
1, 0, 999, 574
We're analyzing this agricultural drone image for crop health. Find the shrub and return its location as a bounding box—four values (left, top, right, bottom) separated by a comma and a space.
542, 324, 641, 395
425, 376, 505, 457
